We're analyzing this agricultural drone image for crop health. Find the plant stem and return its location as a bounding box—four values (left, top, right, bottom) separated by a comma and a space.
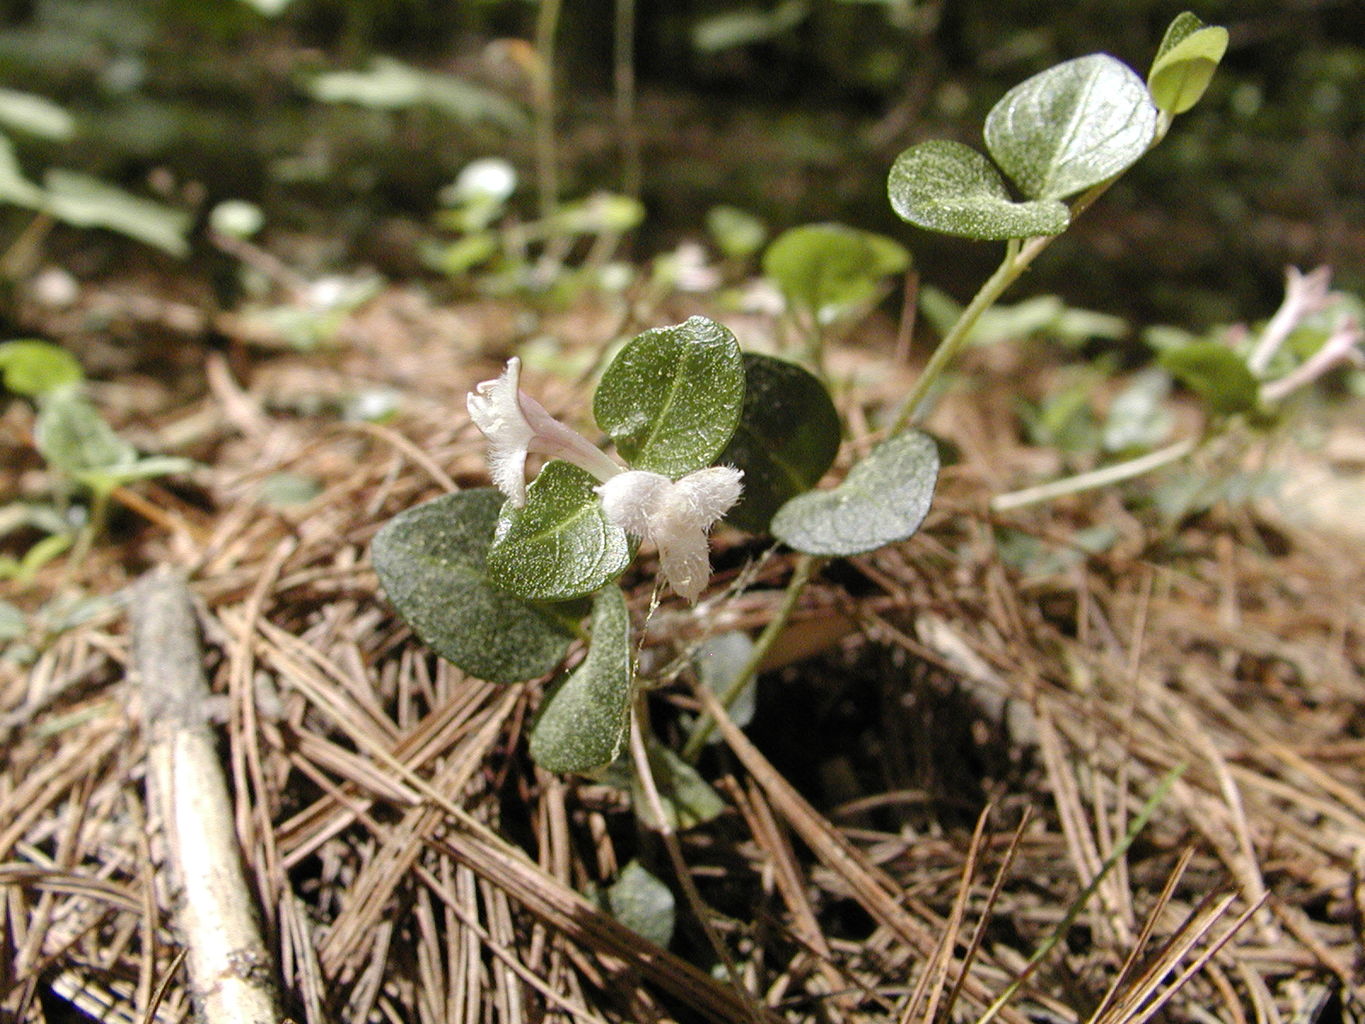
533, 0, 563, 226
629, 699, 768, 1024
990, 436, 1200, 513
887, 174, 1128, 436
614, 0, 641, 201
682, 553, 817, 761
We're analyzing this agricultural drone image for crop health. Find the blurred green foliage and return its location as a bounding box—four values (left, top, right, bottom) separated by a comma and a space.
0, 0, 1359, 320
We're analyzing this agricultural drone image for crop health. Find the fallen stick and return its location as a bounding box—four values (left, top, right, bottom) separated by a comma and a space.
132, 567, 283, 1024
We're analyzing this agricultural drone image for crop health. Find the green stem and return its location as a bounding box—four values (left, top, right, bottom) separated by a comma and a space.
887, 174, 1129, 436
614, 0, 641, 201
533, 0, 563, 227
682, 553, 817, 761
990, 436, 1200, 513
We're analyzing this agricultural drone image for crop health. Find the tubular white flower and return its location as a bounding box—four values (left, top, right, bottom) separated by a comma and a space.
597, 466, 744, 603
1248, 265, 1337, 375
467, 357, 622, 506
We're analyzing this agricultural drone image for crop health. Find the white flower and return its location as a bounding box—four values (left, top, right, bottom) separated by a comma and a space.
1248, 265, 1337, 375
596, 467, 744, 603
467, 358, 622, 506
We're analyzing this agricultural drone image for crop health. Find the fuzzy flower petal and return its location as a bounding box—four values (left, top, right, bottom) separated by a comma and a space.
467, 357, 535, 505
467, 357, 623, 506
596, 466, 743, 603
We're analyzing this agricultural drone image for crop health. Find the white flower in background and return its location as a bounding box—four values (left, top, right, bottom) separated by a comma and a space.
596, 467, 744, 603
467, 357, 622, 506
1248, 265, 1338, 375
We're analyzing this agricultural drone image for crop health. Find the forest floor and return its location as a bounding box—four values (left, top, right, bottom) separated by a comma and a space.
2, 264, 1364, 1024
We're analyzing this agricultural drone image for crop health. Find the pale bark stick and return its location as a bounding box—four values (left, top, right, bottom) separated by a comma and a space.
132, 567, 283, 1024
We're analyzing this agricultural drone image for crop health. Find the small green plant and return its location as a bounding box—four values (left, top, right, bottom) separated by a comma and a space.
0, 339, 194, 576
0, 88, 191, 275
376, 15, 1239, 779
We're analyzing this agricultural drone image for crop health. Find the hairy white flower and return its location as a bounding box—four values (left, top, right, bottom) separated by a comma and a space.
597, 466, 744, 603
467, 357, 621, 505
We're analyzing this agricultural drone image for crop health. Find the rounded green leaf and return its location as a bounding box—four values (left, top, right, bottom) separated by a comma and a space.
529, 585, 633, 773
594, 316, 745, 477
35, 393, 136, 477
1147, 15, 1228, 116
718, 353, 841, 532
888, 140, 1070, 240
372, 489, 578, 684
0, 340, 84, 397
762, 223, 910, 319
486, 460, 632, 602
1158, 343, 1259, 417
771, 430, 939, 556
607, 861, 676, 948
984, 54, 1159, 200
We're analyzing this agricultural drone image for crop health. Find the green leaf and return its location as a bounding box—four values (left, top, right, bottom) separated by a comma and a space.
762, 223, 909, 320
888, 140, 1069, 240
0, 88, 74, 141
718, 353, 840, 532
35, 394, 136, 478
771, 430, 939, 556
1148, 14, 1228, 116
984, 54, 1159, 200
43, 171, 191, 256
0, 340, 84, 397
1159, 342, 1259, 417
693, 630, 757, 734
607, 861, 676, 948
486, 461, 632, 602
632, 741, 726, 830
706, 205, 767, 260
594, 316, 745, 477
0, 134, 44, 208
372, 489, 579, 684
308, 58, 529, 132
529, 586, 633, 773
692, 0, 810, 53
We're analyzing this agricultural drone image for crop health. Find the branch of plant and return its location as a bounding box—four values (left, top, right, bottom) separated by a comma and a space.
533, 0, 563, 228
629, 698, 769, 1024
889, 174, 1125, 436
990, 436, 1201, 513
681, 553, 817, 761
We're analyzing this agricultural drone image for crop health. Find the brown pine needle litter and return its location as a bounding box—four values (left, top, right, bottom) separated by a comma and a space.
2, 285, 1364, 1024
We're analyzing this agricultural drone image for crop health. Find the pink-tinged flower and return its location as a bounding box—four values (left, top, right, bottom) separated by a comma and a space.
596, 467, 744, 603
467, 358, 622, 505
1248, 266, 1337, 375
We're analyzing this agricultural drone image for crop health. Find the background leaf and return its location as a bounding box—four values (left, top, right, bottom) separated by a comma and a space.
718, 353, 841, 532
0, 340, 84, 397
594, 316, 745, 477
1159, 342, 1259, 416
0, 88, 75, 141
529, 586, 633, 773
42, 170, 191, 256
1147, 15, 1228, 115
762, 222, 909, 320
372, 489, 579, 684
308, 57, 528, 131
486, 460, 632, 602
35, 393, 137, 476
606, 862, 676, 949
771, 430, 939, 556
984, 54, 1159, 200
0, 135, 44, 208
692, 630, 757, 735
888, 140, 1069, 240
